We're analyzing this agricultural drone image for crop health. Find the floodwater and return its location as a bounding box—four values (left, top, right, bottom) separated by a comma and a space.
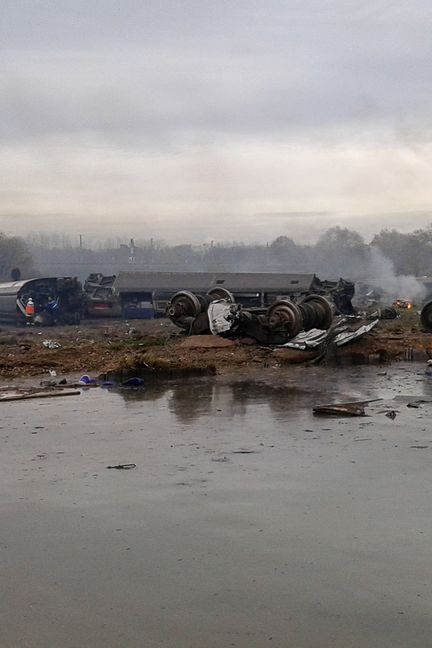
1, 364, 432, 648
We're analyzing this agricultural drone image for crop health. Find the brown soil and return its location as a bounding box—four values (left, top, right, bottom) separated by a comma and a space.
0, 312, 430, 379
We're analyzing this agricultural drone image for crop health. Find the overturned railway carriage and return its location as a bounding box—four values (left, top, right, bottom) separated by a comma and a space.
0, 277, 82, 325
167, 288, 334, 345
113, 271, 354, 318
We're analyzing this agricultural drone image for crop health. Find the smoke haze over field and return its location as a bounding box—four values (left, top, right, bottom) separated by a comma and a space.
364, 248, 426, 302
1, 1, 432, 243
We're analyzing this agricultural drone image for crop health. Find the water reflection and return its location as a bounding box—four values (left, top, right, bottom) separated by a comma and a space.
99, 361, 432, 425
106, 366, 378, 424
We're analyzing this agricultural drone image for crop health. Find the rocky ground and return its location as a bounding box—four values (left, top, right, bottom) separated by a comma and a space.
0, 311, 429, 379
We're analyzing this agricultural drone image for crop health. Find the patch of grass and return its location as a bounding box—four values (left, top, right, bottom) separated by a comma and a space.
139, 351, 172, 369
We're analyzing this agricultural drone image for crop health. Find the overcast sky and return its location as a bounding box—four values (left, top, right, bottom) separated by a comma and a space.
1, 0, 432, 245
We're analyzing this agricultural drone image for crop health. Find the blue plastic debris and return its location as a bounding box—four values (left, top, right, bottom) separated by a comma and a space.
78, 374, 96, 385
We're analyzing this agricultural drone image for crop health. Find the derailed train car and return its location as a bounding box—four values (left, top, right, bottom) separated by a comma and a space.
113, 271, 355, 318
167, 288, 335, 345
0, 277, 83, 325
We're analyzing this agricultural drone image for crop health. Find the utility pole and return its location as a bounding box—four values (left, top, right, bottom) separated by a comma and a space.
79, 234, 83, 249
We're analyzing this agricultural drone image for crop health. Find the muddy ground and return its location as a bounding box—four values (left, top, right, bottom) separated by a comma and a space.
0, 311, 429, 379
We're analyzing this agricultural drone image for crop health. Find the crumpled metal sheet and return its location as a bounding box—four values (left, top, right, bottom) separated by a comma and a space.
277, 328, 329, 350
278, 318, 379, 350
42, 339, 62, 349
333, 319, 379, 346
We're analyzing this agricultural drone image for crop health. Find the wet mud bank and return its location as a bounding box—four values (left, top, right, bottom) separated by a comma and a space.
0, 315, 430, 379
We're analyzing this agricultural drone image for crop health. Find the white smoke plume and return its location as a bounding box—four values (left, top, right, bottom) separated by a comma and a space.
364, 247, 425, 303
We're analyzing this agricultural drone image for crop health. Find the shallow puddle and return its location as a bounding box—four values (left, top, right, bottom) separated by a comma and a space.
1, 363, 432, 647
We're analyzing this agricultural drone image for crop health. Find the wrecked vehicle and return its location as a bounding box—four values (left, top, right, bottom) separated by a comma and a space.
114, 271, 355, 318
83, 273, 121, 318
166, 288, 334, 345
0, 277, 83, 325
314, 277, 355, 315
420, 300, 432, 331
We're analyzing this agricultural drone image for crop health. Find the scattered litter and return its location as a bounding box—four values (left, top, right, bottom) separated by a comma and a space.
106, 463, 137, 470
232, 449, 257, 454
48, 370, 57, 377
78, 374, 97, 385
410, 445, 429, 449
385, 410, 397, 420
42, 339, 62, 349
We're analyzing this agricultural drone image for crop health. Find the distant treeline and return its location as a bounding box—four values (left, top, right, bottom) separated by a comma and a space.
1, 225, 432, 284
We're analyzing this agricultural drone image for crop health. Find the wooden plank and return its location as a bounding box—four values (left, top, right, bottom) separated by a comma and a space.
0, 389, 80, 402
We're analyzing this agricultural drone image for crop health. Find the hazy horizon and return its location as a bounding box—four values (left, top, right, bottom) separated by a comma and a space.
2, 208, 432, 247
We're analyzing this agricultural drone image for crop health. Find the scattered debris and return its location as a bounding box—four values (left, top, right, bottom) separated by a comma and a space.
333, 320, 379, 347
385, 410, 398, 420
0, 389, 80, 402
231, 449, 257, 454
42, 339, 62, 349
78, 374, 97, 385
277, 328, 329, 350
106, 463, 137, 470
313, 403, 366, 417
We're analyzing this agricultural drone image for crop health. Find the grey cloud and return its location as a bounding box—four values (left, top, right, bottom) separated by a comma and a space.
1, 1, 432, 243
1, 1, 432, 146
